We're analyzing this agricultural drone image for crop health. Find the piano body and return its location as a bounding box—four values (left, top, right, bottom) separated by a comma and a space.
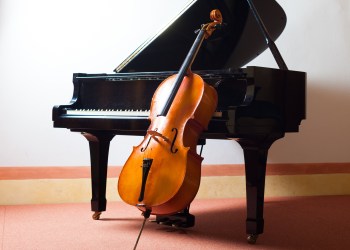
52, 0, 306, 243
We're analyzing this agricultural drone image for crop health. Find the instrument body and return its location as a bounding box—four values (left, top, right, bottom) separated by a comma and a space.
118, 73, 217, 214
118, 10, 222, 215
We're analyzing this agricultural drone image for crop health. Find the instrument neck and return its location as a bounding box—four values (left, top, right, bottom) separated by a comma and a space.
159, 28, 207, 117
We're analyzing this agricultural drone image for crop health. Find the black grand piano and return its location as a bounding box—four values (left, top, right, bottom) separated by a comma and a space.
52, 0, 306, 243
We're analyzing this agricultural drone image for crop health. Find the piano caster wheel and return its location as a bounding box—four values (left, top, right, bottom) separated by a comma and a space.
92, 211, 102, 220
247, 234, 258, 244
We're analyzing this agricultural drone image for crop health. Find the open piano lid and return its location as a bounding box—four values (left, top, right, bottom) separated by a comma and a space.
114, 0, 286, 73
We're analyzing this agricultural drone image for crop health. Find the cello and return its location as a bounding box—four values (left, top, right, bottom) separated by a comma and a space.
118, 9, 223, 217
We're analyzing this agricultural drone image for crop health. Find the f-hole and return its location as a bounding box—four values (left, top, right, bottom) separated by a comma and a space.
141, 129, 158, 152
170, 128, 178, 154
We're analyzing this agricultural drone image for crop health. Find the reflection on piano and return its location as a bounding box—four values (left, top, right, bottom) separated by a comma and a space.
52, 0, 306, 243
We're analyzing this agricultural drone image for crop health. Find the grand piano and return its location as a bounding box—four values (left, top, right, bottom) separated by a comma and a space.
52, 0, 306, 243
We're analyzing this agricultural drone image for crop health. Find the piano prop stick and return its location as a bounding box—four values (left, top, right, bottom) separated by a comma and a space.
117, 9, 222, 247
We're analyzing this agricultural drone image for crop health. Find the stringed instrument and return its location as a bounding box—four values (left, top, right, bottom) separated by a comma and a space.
118, 9, 223, 216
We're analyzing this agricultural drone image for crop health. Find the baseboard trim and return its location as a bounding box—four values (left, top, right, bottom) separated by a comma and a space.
1, 163, 349, 205
1, 162, 350, 180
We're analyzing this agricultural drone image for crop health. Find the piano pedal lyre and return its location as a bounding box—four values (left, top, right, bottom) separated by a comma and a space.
151, 207, 195, 228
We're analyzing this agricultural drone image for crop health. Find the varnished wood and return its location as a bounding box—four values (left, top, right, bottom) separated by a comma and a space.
118, 73, 217, 215
118, 11, 221, 215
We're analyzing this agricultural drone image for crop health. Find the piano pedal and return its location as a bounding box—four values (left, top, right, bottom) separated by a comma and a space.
171, 220, 188, 228
156, 218, 173, 226
152, 211, 195, 228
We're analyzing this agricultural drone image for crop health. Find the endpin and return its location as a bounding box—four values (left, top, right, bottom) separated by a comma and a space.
133, 208, 152, 250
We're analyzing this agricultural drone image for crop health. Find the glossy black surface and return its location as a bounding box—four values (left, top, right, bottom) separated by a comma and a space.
53, 67, 305, 137
53, 70, 245, 133
115, 0, 286, 72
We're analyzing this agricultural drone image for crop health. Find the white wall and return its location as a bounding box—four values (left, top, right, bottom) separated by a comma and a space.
0, 0, 349, 167
250, 0, 350, 163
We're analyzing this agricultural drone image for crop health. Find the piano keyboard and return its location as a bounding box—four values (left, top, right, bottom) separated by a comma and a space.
66, 109, 150, 117
66, 109, 222, 118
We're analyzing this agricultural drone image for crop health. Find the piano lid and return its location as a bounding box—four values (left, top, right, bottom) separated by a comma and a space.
114, 0, 286, 73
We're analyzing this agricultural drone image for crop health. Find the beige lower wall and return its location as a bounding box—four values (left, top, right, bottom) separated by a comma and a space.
1, 173, 350, 205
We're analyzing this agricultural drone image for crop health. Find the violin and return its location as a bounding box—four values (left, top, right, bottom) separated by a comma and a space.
118, 9, 223, 216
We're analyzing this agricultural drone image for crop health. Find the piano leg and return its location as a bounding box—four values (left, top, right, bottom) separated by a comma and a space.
82, 132, 115, 220
237, 135, 282, 244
